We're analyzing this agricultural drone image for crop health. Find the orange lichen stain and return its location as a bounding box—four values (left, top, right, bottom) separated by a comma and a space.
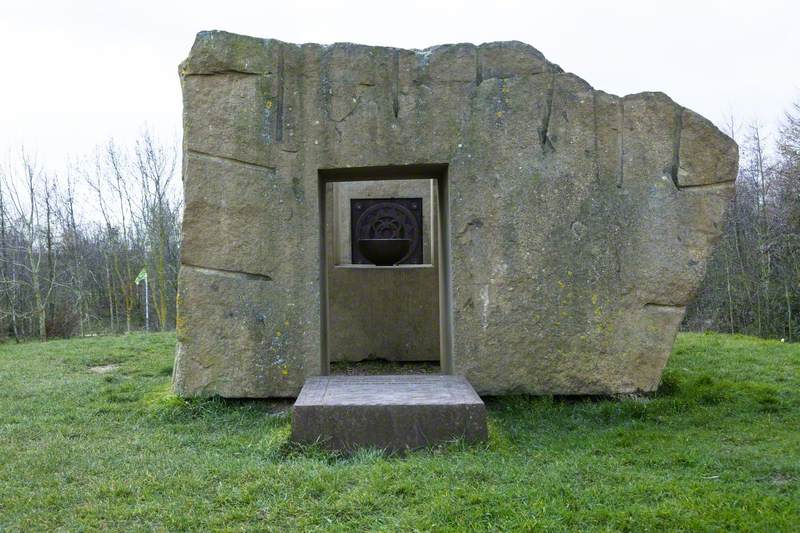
175, 315, 186, 334
175, 300, 187, 337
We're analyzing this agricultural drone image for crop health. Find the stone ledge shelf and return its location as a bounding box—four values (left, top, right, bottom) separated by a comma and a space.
333, 264, 435, 270
292, 375, 487, 452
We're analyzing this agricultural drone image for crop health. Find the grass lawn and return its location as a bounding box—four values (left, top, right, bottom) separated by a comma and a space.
0, 332, 798, 531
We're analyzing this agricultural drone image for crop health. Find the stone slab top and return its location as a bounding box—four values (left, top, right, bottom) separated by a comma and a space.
294, 375, 484, 407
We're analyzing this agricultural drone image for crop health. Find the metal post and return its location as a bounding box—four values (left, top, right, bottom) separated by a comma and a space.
144, 274, 149, 332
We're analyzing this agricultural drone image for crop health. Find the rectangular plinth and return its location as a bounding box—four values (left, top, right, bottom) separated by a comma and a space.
292, 375, 487, 452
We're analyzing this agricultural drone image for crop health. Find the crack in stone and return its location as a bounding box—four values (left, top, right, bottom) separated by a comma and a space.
618, 98, 625, 188
457, 217, 484, 236
475, 47, 483, 85
275, 44, 286, 142
392, 49, 400, 119
539, 72, 556, 151
187, 149, 276, 172
677, 180, 736, 192
670, 105, 684, 188
330, 97, 362, 123
184, 69, 268, 77
182, 263, 273, 281
592, 91, 600, 181
644, 302, 686, 311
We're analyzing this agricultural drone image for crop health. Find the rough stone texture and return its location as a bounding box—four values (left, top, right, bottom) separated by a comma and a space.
292, 375, 487, 451
328, 266, 440, 362
173, 30, 738, 398
174, 265, 317, 397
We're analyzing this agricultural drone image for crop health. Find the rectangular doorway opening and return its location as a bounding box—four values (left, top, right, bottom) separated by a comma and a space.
318, 164, 452, 376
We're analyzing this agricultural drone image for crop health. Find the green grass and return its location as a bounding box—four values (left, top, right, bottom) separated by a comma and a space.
0, 332, 798, 531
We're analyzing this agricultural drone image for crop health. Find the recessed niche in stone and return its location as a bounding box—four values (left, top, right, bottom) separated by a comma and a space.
351, 198, 424, 265
326, 179, 440, 364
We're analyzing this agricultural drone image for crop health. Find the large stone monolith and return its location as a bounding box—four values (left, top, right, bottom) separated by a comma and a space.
173, 31, 738, 397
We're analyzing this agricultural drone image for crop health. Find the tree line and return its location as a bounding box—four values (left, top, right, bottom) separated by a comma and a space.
1, 100, 799, 343
686, 100, 800, 340
0, 131, 181, 341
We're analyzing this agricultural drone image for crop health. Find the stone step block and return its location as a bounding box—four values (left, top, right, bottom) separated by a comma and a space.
292, 375, 487, 452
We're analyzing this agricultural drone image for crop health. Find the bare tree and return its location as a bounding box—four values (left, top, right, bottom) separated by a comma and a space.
0, 130, 182, 342
1, 149, 57, 340
134, 130, 178, 331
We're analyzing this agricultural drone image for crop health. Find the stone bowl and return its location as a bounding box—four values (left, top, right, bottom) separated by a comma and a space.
358, 238, 411, 266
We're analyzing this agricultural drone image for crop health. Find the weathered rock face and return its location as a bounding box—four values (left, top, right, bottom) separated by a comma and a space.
173, 30, 738, 397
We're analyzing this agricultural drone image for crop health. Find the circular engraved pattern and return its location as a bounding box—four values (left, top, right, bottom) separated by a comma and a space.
354, 202, 421, 264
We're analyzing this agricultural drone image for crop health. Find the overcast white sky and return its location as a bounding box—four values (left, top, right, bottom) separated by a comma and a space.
2, 0, 798, 170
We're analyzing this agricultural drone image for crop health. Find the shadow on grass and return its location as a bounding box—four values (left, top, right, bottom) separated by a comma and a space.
145, 387, 293, 423
275, 435, 485, 464
483, 368, 791, 441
